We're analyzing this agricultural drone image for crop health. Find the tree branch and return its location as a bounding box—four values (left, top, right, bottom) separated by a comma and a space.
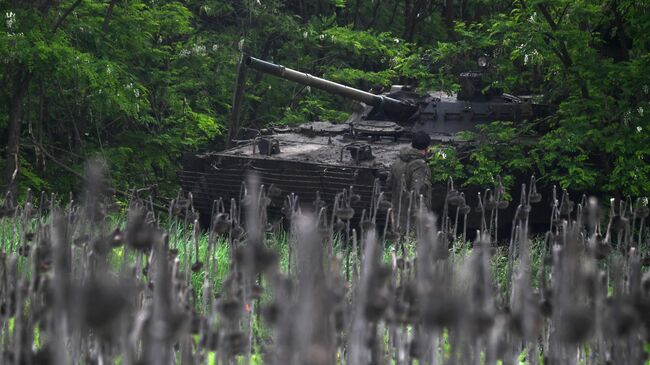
52, 0, 83, 33
536, 4, 571, 67
536, 3, 590, 98
102, 0, 119, 32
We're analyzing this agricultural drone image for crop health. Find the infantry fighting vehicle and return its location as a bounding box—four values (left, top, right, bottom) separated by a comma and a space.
180, 56, 553, 232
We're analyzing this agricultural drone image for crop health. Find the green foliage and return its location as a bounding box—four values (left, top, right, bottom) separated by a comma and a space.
427, 145, 465, 184
278, 95, 349, 125
427, 121, 533, 192
0, 1, 228, 196
466, 122, 532, 188
417, 0, 650, 197
322, 26, 408, 60
1, 0, 649, 199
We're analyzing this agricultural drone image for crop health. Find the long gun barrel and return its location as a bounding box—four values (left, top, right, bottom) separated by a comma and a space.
245, 56, 412, 113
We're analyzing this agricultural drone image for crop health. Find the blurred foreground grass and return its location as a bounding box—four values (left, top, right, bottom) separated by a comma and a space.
0, 202, 648, 364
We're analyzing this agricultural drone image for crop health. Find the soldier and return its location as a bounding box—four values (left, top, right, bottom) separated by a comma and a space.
388, 131, 432, 231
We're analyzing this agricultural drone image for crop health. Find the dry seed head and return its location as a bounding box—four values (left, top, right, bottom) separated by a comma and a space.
447, 194, 463, 206
333, 219, 346, 232
361, 220, 375, 231
378, 199, 393, 210
336, 206, 355, 220
110, 228, 123, 247
458, 204, 471, 215
385, 230, 400, 242
635, 203, 649, 218
191, 261, 203, 272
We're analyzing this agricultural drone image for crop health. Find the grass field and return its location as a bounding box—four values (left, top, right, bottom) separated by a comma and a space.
0, 182, 648, 364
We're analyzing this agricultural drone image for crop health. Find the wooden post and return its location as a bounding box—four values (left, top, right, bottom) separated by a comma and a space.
227, 47, 248, 148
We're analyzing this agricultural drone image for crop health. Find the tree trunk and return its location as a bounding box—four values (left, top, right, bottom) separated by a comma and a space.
243, 36, 274, 126
4, 70, 32, 198
352, 0, 361, 29
387, 0, 400, 30
366, 0, 382, 29
102, 0, 119, 32
444, 0, 455, 39
536, 3, 590, 99
227, 52, 248, 148
403, 0, 412, 40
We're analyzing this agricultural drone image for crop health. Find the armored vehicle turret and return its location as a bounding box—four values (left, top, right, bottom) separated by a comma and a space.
180, 56, 553, 233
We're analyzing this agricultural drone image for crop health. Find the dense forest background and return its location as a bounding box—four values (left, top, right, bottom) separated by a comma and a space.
1, 0, 649, 201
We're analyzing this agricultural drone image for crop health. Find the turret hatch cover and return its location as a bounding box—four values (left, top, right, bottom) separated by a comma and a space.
298, 121, 349, 135
352, 120, 403, 135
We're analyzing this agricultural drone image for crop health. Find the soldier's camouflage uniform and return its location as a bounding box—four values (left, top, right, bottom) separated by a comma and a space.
387, 147, 432, 231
